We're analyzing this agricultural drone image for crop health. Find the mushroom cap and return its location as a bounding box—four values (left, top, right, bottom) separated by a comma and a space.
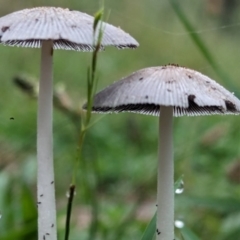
0, 7, 139, 51
86, 65, 240, 117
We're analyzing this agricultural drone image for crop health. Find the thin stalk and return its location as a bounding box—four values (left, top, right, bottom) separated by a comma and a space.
64, 8, 104, 240
85, 11, 104, 240
157, 106, 174, 240
64, 185, 75, 240
37, 40, 57, 240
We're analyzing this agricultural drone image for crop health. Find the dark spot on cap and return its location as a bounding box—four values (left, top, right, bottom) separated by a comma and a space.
139, 77, 143, 81
185, 94, 224, 114
35, 18, 39, 22
206, 81, 210, 84
188, 94, 197, 108
145, 95, 149, 99
51, 181, 54, 184
166, 80, 175, 84
71, 25, 77, 28
211, 87, 216, 91
2, 26, 9, 32
188, 94, 196, 102
168, 63, 179, 67
167, 89, 172, 92
51, 224, 54, 228
188, 75, 192, 79
225, 100, 236, 111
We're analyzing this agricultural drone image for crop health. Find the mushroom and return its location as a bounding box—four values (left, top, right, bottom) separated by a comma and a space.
83, 64, 240, 240
0, 7, 139, 240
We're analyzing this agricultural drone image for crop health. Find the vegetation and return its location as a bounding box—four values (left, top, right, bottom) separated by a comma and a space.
0, 0, 240, 239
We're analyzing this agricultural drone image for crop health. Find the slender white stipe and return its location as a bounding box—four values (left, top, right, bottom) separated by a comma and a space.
157, 106, 174, 240
37, 40, 57, 240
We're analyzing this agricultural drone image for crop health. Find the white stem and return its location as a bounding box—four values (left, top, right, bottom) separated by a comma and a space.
157, 106, 174, 240
37, 40, 57, 240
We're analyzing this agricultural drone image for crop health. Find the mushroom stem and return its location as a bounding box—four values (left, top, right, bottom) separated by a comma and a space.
157, 106, 174, 240
37, 40, 57, 240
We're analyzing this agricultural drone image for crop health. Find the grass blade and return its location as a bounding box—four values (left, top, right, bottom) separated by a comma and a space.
141, 212, 156, 240
170, 0, 240, 97
180, 226, 201, 240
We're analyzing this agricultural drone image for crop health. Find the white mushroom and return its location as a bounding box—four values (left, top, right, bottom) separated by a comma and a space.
84, 64, 240, 240
0, 7, 139, 240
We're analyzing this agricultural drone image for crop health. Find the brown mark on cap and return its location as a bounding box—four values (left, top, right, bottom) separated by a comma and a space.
166, 79, 176, 84
2, 26, 9, 32
225, 100, 236, 111
188, 94, 197, 107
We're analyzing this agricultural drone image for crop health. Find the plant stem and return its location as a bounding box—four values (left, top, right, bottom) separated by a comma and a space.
157, 106, 174, 240
65, 9, 104, 240
64, 185, 76, 240
37, 40, 57, 240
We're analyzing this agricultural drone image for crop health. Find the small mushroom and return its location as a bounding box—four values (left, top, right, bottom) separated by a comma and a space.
84, 64, 240, 240
0, 7, 139, 240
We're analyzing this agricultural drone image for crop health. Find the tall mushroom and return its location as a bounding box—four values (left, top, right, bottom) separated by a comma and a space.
0, 7, 139, 240
84, 64, 240, 240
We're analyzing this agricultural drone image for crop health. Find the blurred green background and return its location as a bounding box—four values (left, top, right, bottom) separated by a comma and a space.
0, 0, 240, 239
